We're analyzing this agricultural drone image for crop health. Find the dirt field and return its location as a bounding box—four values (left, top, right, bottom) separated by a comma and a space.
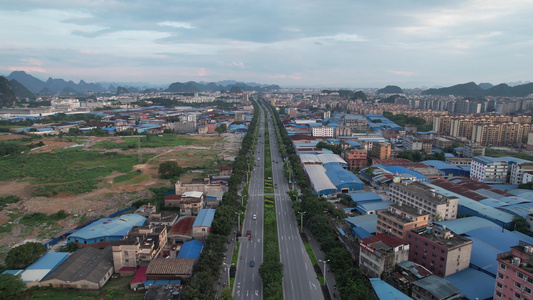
0, 133, 243, 260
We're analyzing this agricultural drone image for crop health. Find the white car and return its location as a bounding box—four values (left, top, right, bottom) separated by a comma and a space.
253, 214, 257, 220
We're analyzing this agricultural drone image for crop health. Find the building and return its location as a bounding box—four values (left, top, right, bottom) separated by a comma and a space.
7, 252, 69, 287
407, 225, 473, 277
112, 225, 167, 272
40, 247, 114, 290
376, 203, 430, 240
359, 233, 410, 278
404, 135, 423, 151
388, 182, 458, 222
412, 275, 461, 300
146, 258, 195, 281
343, 149, 368, 171
463, 143, 485, 157
167, 217, 195, 245
371, 142, 392, 160
312, 125, 334, 137
67, 214, 147, 247
494, 241, 533, 299
444, 157, 471, 166
177, 240, 204, 261
470, 156, 509, 184
179, 191, 205, 216
510, 161, 533, 185
192, 209, 215, 240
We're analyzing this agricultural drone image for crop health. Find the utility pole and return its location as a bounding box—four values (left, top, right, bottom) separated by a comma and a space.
319, 259, 330, 287
298, 211, 305, 233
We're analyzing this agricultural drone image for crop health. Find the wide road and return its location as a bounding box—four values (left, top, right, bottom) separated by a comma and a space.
234, 106, 265, 300
266, 110, 324, 300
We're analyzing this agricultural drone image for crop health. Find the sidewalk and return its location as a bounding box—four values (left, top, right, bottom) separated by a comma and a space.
304, 227, 339, 299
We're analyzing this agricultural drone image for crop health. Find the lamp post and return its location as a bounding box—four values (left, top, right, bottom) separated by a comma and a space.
298, 211, 305, 233
319, 259, 330, 287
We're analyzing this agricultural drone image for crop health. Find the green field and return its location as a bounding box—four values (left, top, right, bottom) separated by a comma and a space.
91, 135, 215, 149
0, 149, 148, 196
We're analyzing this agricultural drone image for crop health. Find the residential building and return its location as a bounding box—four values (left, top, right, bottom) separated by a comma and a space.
388, 182, 458, 222
404, 135, 423, 151
343, 149, 368, 171
359, 233, 410, 278
179, 191, 205, 216
445, 157, 471, 166
494, 241, 533, 299
371, 142, 392, 160
463, 143, 485, 157
510, 161, 533, 185
376, 203, 430, 240
312, 125, 334, 137
470, 156, 509, 184
112, 225, 167, 272
407, 225, 473, 277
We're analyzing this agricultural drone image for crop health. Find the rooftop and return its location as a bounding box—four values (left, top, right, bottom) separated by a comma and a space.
146, 258, 195, 275
411, 226, 472, 249
390, 182, 455, 205
192, 209, 215, 227
69, 214, 147, 240
378, 203, 429, 224
413, 275, 460, 299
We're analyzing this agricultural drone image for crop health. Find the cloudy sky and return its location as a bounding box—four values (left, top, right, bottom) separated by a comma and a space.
1, 0, 532, 88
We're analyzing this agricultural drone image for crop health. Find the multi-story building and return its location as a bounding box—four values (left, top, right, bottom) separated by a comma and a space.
371, 142, 392, 160
407, 225, 472, 277
445, 157, 472, 166
463, 143, 485, 158
494, 241, 533, 299
403, 136, 423, 151
112, 225, 167, 272
510, 161, 533, 185
470, 156, 509, 184
359, 233, 410, 278
288, 108, 298, 119
388, 182, 458, 222
312, 125, 334, 137
179, 191, 205, 216
376, 203, 430, 240
343, 149, 368, 171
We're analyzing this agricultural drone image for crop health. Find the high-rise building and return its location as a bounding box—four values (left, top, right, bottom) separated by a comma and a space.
494, 241, 533, 299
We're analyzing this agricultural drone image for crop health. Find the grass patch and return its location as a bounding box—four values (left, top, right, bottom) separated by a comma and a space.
19, 210, 68, 226
0, 195, 21, 210
232, 241, 240, 265
113, 172, 141, 183
91, 135, 216, 150
304, 241, 318, 266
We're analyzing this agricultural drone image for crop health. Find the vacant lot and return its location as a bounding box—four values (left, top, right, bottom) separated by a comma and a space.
0, 133, 242, 262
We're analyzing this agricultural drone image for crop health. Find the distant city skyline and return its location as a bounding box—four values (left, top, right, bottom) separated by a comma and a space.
1, 1, 532, 88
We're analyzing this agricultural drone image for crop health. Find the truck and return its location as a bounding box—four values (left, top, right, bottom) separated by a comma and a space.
246, 230, 252, 240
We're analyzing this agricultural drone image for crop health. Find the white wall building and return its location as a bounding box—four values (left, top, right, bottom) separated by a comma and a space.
312, 125, 334, 138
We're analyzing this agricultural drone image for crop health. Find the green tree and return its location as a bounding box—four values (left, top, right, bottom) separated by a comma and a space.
0, 274, 25, 300
220, 287, 235, 300
158, 161, 183, 179
5, 242, 46, 269
215, 123, 227, 135
513, 215, 529, 234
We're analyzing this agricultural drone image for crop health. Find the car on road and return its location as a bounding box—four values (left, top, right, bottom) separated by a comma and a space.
250, 260, 255, 267
253, 214, 257, 220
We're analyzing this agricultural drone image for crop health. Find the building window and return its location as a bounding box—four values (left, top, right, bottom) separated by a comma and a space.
497, 282, 503, 289
500, 263, 506, 270
498, 272, 504, 279
515, 292, 521, 299
518, 272, 525, 279
525, 286, 532, 294
515, 282, 522, 289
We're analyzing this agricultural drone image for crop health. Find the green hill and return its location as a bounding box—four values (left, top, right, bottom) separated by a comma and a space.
0, 76, 17, 106
377, 85, 403, 94
10, 79, 35, 99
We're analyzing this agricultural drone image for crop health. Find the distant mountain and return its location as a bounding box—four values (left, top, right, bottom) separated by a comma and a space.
166, 81, 280, 93
422, 81, 533, 97
9, 79, 35, 99
377, 85, 403, 94
0, 76, 17, 106
478, 83, 493, 90
6, 71, 108, 94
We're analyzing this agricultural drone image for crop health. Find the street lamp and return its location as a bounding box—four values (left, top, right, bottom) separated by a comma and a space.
298, 211, 306, 233
319, 259, 330, 287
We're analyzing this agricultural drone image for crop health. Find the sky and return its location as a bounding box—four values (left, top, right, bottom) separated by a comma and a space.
1, 0, 532, 89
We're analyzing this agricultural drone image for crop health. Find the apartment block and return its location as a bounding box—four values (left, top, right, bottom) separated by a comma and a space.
388, 182, 458, 222
343, 149, 368, 171
112, 225, 167, 272
494, 241, 533, 299
376, 203, 429, 240
359, 233, 410, 278
403, 136, 423, 151
407, 225, 472, 277
470, 156, 509, 184
312, 125, 334, 137
510, 162, 533, 185
371, 142, 392, 160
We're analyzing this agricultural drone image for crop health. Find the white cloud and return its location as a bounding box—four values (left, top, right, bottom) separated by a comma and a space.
158, 21, 195, 29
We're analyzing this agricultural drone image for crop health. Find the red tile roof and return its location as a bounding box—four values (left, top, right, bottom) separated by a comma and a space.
168, 217, 195, 236
361, 233, 407, 248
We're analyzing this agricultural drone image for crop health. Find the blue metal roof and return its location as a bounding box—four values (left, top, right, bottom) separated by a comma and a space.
383, 166, 428, 181
324, 162, 364, 187
177, 240, 204, 260
370, 278, 412, 300
421, 160, 462, 171
464, 227, 533, 251
26, 252, 69, 270
468, 236, 500, 275
445, 268, 495, 300
69, 214, 146, 240
435, 216, 501, 234
356, 201, 394, 214
345, 214, 377, 234
193, 209, 216, 227
346, 191, 382, 203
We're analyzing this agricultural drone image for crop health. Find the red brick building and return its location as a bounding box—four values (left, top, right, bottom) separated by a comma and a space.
343, 149, 368, 171
495, 241, 533, 299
